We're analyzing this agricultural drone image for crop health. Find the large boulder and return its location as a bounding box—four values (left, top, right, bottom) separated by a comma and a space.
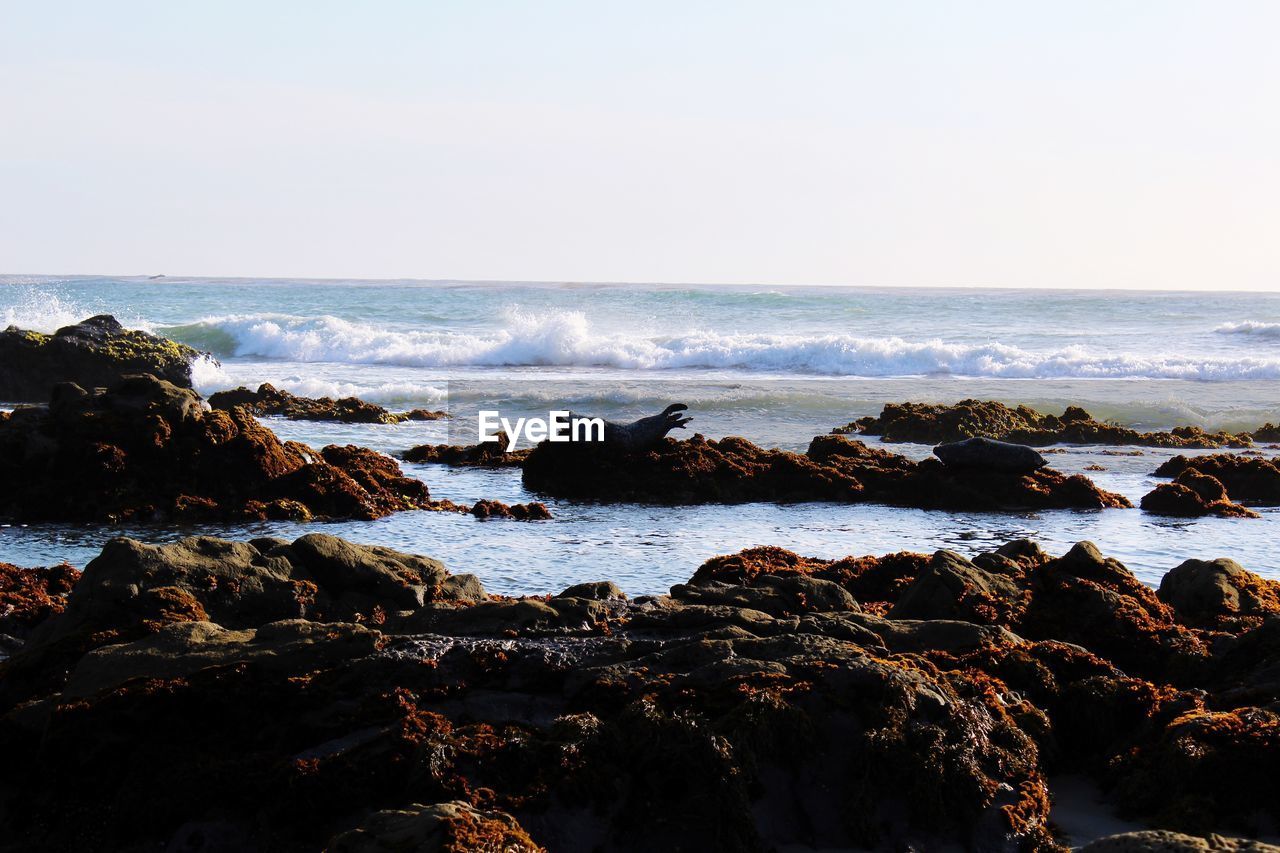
1158, 558, 1280, 630
0, 315, 202, 402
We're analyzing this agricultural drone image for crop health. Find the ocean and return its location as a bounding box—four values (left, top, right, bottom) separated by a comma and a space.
4, 274, 1280, 594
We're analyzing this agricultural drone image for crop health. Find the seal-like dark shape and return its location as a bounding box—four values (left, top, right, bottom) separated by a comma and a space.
932, 436, 1047, 474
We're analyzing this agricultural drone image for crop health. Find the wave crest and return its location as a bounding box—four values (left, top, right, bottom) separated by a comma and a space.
1215, 321, 1280, 339
161, 310, 1280, 381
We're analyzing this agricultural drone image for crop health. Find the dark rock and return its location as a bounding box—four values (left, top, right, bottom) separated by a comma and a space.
1158, 558, 1280, 631
0, 375, 432, 523
1081, 831, 1280, 852
402, 436, 529, 467
0, 315, 204, 402
8, 534, 1280, 851
522, 431, 1129, 511
470, 499, 552, 521
932, 436, 1047, 474
1154, 454, 1280, 503
1140, 470, 1260, 518
208, 383, 447, 425
327, 801, 543, 853
838, 399, 1254, 448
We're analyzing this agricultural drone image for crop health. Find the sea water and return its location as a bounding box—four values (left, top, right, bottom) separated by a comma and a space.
4, 275, 1280, 595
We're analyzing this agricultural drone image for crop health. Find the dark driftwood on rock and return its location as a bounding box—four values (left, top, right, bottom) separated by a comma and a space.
593, 403, 692, 450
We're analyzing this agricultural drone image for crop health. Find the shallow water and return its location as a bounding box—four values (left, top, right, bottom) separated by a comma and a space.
4, 275, 1280, 594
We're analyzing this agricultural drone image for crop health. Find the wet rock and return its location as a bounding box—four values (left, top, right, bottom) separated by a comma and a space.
1081, 831, 1280, 852
933, 436, 1048, 474
1158, 558, 1280, 631
0, 374, 431, 523
0, 315, 204, 402
1140, 471, 1260, 518
208, 382, 447, 424
327, 801, 544, 853
402, 436, 529, 467
470, 499, 552, 521
839, 399, 1254, 448
522, 431, 1129, 511
1154, 454, 1280, 503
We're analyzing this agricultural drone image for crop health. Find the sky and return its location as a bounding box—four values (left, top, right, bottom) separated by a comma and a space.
1, 1, 1278, 289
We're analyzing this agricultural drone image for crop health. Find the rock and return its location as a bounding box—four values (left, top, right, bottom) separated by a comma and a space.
932, 436, 1048, 474
888, 550, 1026, 622
402, 436, 529, 467
327, 801, 544, 853
1140, 471, 1260, 518
555, 581, 625, 601
0, 561, 78, 641
1154, 454, 1280, 503
0, 374, 432, 523
0, 315, 204, 402
522, 431, 1129, 511
63, 619, 380, 698
1158, 558, 1280, 630
208, 383, 447, 424
1082, 831, 1280, 852
838, 399, 1254, 449
469, 499, 552, 521
9, 533, 1280, 851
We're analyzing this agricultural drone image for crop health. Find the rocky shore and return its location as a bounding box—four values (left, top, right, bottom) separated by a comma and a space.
1, 534, 1278, 851
209, 383, 448, 425
0, 375, 543, 524
838, 401, 1264, 449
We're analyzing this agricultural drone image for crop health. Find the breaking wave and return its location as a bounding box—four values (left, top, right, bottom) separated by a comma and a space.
161, 310, 1280, 381
1215, 321, 1280, 339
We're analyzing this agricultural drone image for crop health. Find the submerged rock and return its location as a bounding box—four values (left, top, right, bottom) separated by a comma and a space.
521, 431, 1129, 511
0, 315, 203, 402
209, 382, 447, 424
0, 374, 432, 523
838, 399, 1255, 449
1140, 470, 1260, 518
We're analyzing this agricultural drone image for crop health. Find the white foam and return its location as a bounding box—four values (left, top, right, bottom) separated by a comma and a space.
1215, 320, 1280, 339
0, 289, 90, 333
161, 309, 1280, 381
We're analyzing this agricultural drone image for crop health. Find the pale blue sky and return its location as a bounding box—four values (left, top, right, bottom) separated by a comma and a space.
2, 1, 1277, 288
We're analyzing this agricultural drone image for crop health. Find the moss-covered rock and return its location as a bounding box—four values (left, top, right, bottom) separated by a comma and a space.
0, 315, 203, 402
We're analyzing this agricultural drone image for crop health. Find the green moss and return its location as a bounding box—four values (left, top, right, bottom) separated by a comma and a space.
97, 330, 199, 365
